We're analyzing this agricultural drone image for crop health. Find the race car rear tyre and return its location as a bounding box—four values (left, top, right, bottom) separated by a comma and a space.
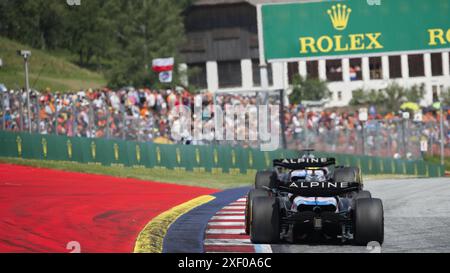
354, 198, 384, 246
352, 190, 372, 208
355, 190, 372, 199
250, 196, 280, 244
255, 170, 277, 189
245, 189, 270, 235
334, 167, 362, 185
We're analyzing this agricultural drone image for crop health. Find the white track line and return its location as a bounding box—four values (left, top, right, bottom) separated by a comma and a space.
226, 203, 246, 206
206, 229, 245, 235
211, 215, 245, 220
229, 202, 246, 206
208, 222, 245, 226
216, 211, 245, 215
254, 244, 273, 253
223, 206, 246, 210
204, 239, 251, 245
237, 198, 247, 202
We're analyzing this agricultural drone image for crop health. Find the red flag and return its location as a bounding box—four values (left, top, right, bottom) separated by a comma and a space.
152, 58, 174, 72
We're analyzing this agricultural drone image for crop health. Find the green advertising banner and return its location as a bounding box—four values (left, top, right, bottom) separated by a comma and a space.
0, 131, 445, 177
261, 0, 450, 61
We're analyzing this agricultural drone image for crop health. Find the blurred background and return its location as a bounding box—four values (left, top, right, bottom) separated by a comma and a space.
0, 0, 449, 165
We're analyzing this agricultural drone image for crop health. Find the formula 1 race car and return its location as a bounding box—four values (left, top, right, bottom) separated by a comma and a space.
245, 151, 384, 246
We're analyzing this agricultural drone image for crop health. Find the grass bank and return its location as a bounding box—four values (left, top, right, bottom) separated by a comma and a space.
0, 37, 106, 92
0, 157, 253, 190
0, 157, 429, 190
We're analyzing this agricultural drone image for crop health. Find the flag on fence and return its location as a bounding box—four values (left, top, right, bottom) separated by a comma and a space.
159, 71, 173, 83
152, 58, 174, 73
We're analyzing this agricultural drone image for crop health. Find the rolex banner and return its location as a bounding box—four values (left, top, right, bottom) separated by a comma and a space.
261, 0, 450, 61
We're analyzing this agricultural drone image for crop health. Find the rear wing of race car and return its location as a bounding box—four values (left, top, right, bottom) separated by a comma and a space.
273, 158, 336, 170
278, 181, 360, 197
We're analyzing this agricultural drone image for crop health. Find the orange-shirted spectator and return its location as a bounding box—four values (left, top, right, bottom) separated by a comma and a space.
2, 87, 448, 158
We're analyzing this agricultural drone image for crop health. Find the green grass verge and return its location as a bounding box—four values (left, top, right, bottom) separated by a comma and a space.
0, 157, 253, 190
0, 37, 106, 92
0, 157, 428, 190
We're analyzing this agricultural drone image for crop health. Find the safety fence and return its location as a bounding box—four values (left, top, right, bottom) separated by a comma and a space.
287, 118, 449, 159
0, 131, 444, 177
2, 91, 449, 160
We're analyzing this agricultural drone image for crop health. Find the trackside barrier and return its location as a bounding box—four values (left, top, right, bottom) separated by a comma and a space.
0, 131, 444, 177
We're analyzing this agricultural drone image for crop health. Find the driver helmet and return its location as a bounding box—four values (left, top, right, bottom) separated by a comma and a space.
291, 169, 307, 181
305, 169, 327, 182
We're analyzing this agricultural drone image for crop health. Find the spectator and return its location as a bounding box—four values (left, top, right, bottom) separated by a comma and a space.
0, 87, 448, 159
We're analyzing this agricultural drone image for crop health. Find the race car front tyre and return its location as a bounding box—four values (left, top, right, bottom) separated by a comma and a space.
353, 198, 384, 246
245, 189, 270, 235
250, 196, 280, 244
255, 170, 277, 189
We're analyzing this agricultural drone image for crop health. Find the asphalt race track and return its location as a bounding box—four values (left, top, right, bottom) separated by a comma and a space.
271, 178, 450, 253
2, 163, 449, 253
166, 177, 450, 253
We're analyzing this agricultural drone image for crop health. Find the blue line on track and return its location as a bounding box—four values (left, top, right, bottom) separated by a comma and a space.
163, 186, 251, 253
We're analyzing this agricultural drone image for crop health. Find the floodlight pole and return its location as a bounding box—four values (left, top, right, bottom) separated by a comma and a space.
279, 89, 287, 149
361, 121, 365, 155
439, 102, 445, 165
257, 4, 270, 149
402, 118, 407, 158
21, 52, 32, 133
257, 4, 269, 93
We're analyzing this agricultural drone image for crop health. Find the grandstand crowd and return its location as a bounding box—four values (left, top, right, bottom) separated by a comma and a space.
1, 87, 449, 158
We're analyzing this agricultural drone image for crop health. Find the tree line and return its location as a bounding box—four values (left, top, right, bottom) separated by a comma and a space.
0, 0, 192, 88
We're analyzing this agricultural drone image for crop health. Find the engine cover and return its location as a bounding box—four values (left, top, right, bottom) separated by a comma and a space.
293, 196, 338, 213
